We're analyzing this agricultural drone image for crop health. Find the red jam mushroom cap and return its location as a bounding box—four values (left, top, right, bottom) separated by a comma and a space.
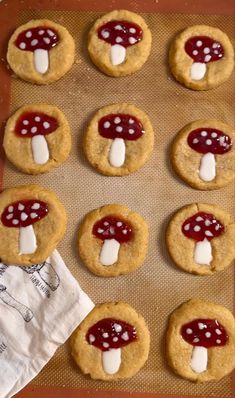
98, 114, 144, 141
98, 21, 143, 48
185, 36, 224, 63
1, 200, 48, 228
86, 318, 137, 351
92, 216, 132, 243
181, 319, 228, 348
15, 26, 59, 52
188, 128, 232, 155
15, 112, 59, 138
182, 212, 224, 242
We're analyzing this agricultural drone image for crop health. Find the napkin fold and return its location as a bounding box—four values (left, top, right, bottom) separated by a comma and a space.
0, 250, 94, 398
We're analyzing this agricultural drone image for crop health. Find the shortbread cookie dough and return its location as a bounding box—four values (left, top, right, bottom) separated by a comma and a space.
84, 103, 154, 176
169, 25, 234, 90
77, 204, 148, 277
166, 299, 235, 382
71, 302, 150, 380
7, 19, 75, 84
3, 104, 71, 174
0, 184, 67, 266
171, 120, 235, 190
88, 10, 152, 77
166, 203, 235, 275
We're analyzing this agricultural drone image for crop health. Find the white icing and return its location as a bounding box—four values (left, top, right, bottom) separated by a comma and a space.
89, 334, 95, 343
38, 30, 45, 35
203, 47, 210, 54
116, 126, 123, 132
115, 36, 123, 44
204, 55, 211, 62
129, 118, 134, 124
121, 332, 129, 341
6, 214, 13, 220
194, 226, 201, 232
8, 206, 13, 213
196, 40, 203, 47
109, 137, 125, 167
12, 219, 19, 225
18, 203, 24, 211
104, 121, 110, 128
114, 25, 122, 30
31, 135, 49, 165
198, 322, 204, 330
114, 323, 122, 332
216, 329, 222, 335
205, 139, 212, 145
31, 39, 38, 46
191, 346, 208, 373
110, 44, 126, 65
128, 37, 137, 44
193, 338, 199, 343
114, 117, 121, 124
102, 332, 109, 338
129, 28, 136, 34
205, 332, 211, 338
192, 50, 198, 55
99, 238, 120, 266
30, 213, 38, 219
194, 238, 212, 265
216, 339, 221, 344
47, 29, 55, 37
101, 30, 109, 39
35, 116, 41, 122
19, 42, 26, 49
25, 31, 32, 38
199, 152, 216, 182
20, 212, 28, 221
31, 203, 40, 210
23, 120, 29, 125
184, 223, 190, 231
117, 222, 122, 227
129, 129, 134, 134
43, 121, 50, 129
103, 342, 109, 348
33, 48, 49, 74
205, 219, 211, 227
102, 348, 121, 374
97, 228, 104, 233
196, 216, 203, 222
31, 127, 37, 133
186, 328, 193, 334
43, 37, 50, 44
201, 131, 207, 137
21, 129, 27, 135
190, 62, 206, 80
19, 225, 37, 255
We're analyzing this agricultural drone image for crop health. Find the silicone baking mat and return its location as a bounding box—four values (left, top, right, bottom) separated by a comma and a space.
0, 1, 234, 397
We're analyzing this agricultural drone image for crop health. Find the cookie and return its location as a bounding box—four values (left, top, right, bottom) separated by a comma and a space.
88, 10, 152, 77
77, 204, 148, 277
166, 203, 235, 275
166, 299, 235, 382
7, 19, 75, 84
3, 104, 71, 175
71, 302, 150, 380
171, 120, 235, 190
0, 184, 67, 266
84, 103, 154, 176
169, 25, 234, 90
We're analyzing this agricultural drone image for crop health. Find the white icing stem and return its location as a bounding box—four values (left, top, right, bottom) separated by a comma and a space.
190, 62, 206, 80
19, 225, 37, 255
31, 135, 49, 165
110, 44, 126, 66
33, 48, 49, 74
102, 348, 121, 374
191, 346, 208, 373
100, 239, 120, 266
199, 152, 216, 182
194, 238, 212, 265
109, 138, 126, 167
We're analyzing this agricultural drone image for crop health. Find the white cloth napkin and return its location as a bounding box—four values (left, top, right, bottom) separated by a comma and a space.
0, 250, 94, 398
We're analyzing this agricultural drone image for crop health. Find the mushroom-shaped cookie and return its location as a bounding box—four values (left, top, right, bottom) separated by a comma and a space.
93, 216, 132, 266
71, 302, 150, 380
181, 318, 228, 374
7, 20, 75, 84
15, 111, 58, 165
87, 318, 137, 374
185, 36, 224, 80
98, 20, 142, 65
15, 26, 59, 74
188, 128, 232, 182
98, 114, 144, 167
182, 212, 224, 265
1, 200, 48, 255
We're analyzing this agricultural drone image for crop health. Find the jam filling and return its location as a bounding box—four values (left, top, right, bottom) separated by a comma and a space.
188, 128, 232, 154
1, 200, 48, 228
98, 114, 144, 141
185, 36, 224, 63
98, 20, 143, 47
15, 26, 59, 51
181, 319, 228, 348
182, 212, 224, 242
93, 215, 133, 243
15, 112, 58, 138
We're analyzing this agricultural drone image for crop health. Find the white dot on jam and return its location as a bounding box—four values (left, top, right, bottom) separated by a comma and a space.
193, 338, 200, 343
114, 25, 122, 30
216, 328, 222, 335
121, 332, 129, 341
214, 50, 219, 54
116, 222, 122, 227
104, 221, 109, 226
184, 223, 190, 231
103, 121, 110, 128
216, 339, 221, 344
113, 323, 122, 333
114, 117, 121, 124
192, 50, 198, 56
122, 229, 128, 234
206, 139, 212, 145
47, 29, 55, 37
196, 216, 203, 222
6, 214, 13, 220
129, 118, 134, 124
25, 31, 32, 38
18, 203, 24, 211
194, 225, 201, 232
21, 129, 27, 135
113, 337, 118, 342
30, 212, 38, 219
12, 219, 19, 225
21, 212, 28, 221
23, 120, 29, 125
205, 219, 211, 227
203, 47, 210, 54
102, 332, 109, 338
31, 39, 38, 46
192, 138, 199, 144
31, 203, 40, 210
43, 121, 50, 129
205, 332, 211, 338
101, 30, 110, 39
205, 230, 213, 237
97, 228, 104, 233
103, 342, 109, 348
8, 206, 13, 213
129, 129, 135, 134
212, 42, 219, 49
39, 30, 45, 35
196, 40, 203, 47
19, 42, 26, 49
211, 132, 217, 138
129, 28, 136, 34
31, 127, 37, 133
198, 322, 204, 330
35, 116, 41, 122
116, 126, 123, 133
115, 36, 123, 43
201, 131, 207, 137
89, 334, 95, 343
43, 37, 50, 44
129, 37, 137, 44
186, 328, 192, 334
215, 225, 220, 231
204, 54, 211, 62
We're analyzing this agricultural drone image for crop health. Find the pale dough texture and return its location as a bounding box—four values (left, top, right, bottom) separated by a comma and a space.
7, 19, 75, 84
171, 120, 235, 190
84, 103, 154, 176
77, 204, 148, 277
88, 10, 152, 77
166, 203, 235, 275
71, 302, 150, 380
166, 299, 235, 382
169, 25, 234, 90
3, 104, 71, 174
0, 185, 67, 266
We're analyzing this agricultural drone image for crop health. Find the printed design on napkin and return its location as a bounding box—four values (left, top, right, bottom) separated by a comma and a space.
22, 261, 60, 292
0, 283, 34, 322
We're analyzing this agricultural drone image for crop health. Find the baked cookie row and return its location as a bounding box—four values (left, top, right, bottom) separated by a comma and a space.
7, 12, 234, 90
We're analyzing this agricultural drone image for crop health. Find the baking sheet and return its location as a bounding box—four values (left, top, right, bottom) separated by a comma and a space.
0, 4, 234, 398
